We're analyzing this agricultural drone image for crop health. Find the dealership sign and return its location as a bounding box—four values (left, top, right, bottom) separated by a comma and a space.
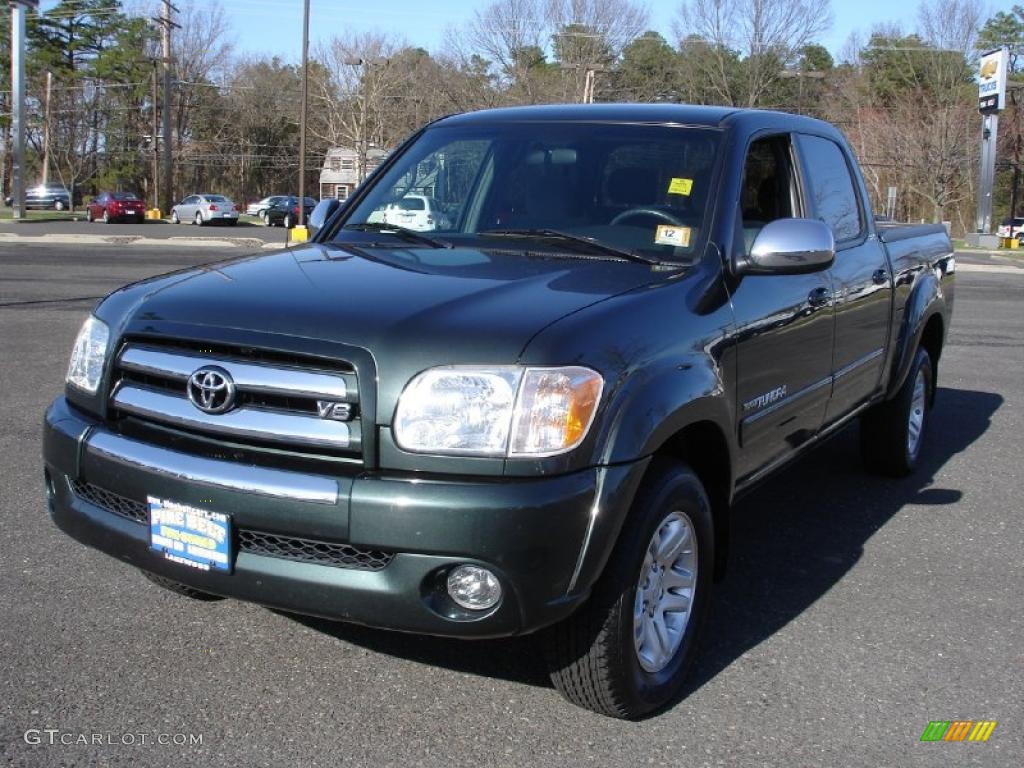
978, 47, 1009, 114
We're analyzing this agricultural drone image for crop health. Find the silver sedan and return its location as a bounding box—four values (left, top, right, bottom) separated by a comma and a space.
171, 194, 240, 226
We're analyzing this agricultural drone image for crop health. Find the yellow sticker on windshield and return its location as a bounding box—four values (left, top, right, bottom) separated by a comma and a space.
668, 178, 694, 196
655, 225, 691, 248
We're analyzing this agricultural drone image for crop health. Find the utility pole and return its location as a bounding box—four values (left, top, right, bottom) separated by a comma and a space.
41, 71, 52, 185
151, 64, 160, 213
153, 0, 178, 215
560, 63, 605, 104
297, 0, 310, 226
9, 1, 38, 220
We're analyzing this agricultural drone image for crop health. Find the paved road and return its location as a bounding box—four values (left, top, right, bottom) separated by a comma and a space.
1, 243, 1021, 767
0, 216, 289, 245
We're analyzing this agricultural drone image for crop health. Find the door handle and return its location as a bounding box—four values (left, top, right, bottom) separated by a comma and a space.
872, 269, 889, 285
807, 286, 832, 308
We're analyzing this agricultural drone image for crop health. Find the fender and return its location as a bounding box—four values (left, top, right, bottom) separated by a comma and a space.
564, 358, 735, 594
595, 356, 735, 467
885, 267, 946, 399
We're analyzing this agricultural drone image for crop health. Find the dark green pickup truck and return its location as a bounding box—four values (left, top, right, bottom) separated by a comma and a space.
43, 104, 954, 718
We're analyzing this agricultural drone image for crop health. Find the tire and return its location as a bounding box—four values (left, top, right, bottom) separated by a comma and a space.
544, 459, 714, 719
54, 200, 65, 211
194, 212, 204, 227
102, 209, 110, 224
860, 346, 934, 477
260, 210, 268, 224
141, 570, 224, 601
86, 208, 94, 223
171, 210, 179, 224
284, 213, 293, 229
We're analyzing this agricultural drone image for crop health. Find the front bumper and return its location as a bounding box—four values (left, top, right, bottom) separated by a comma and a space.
43, 397, 647, 638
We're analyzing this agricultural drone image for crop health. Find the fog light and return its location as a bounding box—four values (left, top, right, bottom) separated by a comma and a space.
446, 565, 502, 611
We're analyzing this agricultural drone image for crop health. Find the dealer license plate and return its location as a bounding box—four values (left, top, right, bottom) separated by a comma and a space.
148, 496, 232, 573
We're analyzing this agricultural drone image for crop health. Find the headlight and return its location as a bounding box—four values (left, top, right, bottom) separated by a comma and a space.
393, 366, 603, 458
66, 315, 110, 394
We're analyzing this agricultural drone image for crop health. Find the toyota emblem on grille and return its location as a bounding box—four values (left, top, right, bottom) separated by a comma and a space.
187, 366, 236, 414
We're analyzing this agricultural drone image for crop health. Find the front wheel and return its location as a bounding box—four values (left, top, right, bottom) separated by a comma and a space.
544, 459, 713, 719
860, 346, 934, 476
54, 200, 65, 211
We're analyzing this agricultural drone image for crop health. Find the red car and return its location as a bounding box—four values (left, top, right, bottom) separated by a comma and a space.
87, 192, 146, 223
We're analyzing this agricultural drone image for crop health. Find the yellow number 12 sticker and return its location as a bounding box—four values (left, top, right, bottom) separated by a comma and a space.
655, 225, 691, 247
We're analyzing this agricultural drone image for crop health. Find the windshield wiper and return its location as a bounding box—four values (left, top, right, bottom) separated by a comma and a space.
478, 228, 659, 265
343, 222, 453, 249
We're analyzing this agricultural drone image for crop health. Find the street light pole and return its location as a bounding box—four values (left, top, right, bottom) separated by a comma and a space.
297, 0, 310, 226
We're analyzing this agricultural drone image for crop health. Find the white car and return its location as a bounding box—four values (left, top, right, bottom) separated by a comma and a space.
381, 195, 449, 231
996, 217, 1024, 239
246, 195, 288, 222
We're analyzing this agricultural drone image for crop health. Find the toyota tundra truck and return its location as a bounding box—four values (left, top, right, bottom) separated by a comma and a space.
43, 105, 954, 718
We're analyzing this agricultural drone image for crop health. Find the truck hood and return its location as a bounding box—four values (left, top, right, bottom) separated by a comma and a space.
106, 241, 668, 418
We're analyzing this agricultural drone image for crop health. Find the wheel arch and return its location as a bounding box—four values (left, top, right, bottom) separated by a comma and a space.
651, 419, 733, 581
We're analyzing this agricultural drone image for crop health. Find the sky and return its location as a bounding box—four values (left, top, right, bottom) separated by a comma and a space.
184, 0, 924, 64
40, 0, 927, 64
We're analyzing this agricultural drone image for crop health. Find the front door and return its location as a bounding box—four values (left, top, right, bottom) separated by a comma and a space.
730, 135, 836, 483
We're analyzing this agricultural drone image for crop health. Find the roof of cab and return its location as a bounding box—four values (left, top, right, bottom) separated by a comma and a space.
434, 103, 841, 138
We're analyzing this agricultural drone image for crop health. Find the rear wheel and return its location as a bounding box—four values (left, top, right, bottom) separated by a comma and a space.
284, 213, 294, 229
141, 571, 224, 601
86, 208, 94, 223
194, 211, 204, 226
544, 459, 713, 719
54, 199, 65, 211
260, 210, 269, 224
102, 209, 110, 224
171, 210, 179, 224
860, 346, 934, 476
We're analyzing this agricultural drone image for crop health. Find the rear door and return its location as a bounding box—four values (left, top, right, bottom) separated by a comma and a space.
794, 134, 892, 424
730, 134, 836, 482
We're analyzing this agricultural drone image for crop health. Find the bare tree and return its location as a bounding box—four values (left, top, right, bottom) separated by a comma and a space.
312, 33, 408, 179
675, 0, 833, 106
547, 0, 648, 101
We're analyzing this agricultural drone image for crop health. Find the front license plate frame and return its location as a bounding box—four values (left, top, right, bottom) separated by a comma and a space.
148, 496, 233, 573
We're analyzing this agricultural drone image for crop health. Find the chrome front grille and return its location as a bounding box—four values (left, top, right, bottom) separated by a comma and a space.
109, 341, 362, 460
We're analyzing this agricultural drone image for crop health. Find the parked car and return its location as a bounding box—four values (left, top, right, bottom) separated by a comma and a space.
23, 183, 73, 210
995, 216, 1024, 239
170, 194, 239, 226
246, 195, 288, 222
44, 105, 954, 719
86, 191, 146, 223
371, 194, 449, 231
265, 196, 316, 228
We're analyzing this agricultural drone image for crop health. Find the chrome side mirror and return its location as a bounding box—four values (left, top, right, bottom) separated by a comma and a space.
740, 218, 835, 275
308, 198, 341, 237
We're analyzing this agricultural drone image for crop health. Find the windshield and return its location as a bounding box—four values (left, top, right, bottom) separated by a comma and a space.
336, 122, 721, 262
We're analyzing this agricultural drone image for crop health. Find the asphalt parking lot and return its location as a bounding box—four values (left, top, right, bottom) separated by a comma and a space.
0, 214, 292, 248
1, 241, 1021, 767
